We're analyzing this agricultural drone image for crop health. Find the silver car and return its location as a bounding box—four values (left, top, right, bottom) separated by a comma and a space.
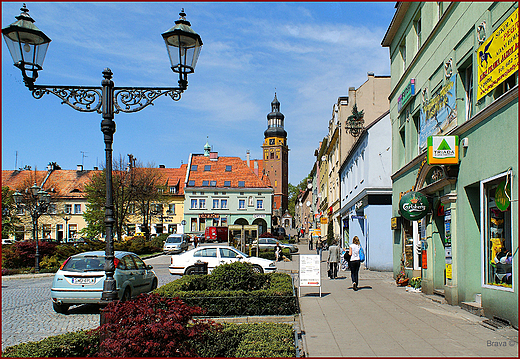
252, 238, 299, 253
163, 234, 190, 254
50, 251, 157, 314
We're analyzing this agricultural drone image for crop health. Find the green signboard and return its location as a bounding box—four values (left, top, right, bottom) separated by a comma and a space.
399, 191, 430, 221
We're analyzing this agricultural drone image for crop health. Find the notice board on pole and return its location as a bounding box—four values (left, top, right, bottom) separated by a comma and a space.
299, 254, 321, 297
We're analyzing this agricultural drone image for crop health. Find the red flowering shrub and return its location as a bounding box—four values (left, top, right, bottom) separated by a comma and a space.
95, 293, 221, 357
2, 240, 56, 268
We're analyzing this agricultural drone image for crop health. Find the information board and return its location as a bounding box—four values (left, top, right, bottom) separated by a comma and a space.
299, 255, 321, 297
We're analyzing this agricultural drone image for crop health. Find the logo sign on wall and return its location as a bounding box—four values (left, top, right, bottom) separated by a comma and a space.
399, 191, 430, 221
427, 135, 459, 165
477, 8, 518, 100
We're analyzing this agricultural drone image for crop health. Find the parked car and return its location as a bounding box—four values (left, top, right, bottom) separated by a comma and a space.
252, 238, 299, 253
50, 251, 157, 314
168, 245, 277, 275
163, 234, 190, 254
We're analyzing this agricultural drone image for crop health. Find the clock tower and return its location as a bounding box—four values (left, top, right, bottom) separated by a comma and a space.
262, 93, 289, 226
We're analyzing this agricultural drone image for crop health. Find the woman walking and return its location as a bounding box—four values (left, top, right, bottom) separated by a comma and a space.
349, 236, 362, 291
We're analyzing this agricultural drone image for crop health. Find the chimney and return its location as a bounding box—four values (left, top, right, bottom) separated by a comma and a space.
367, 71, 375, 77
77, 164, 83, 172
159, 164, 165, 168
246, 150, 250, 167
93, 166, 99, 170
209, 152, 218, 160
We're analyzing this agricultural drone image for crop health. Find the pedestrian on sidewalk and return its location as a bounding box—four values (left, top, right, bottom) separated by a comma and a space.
349, 236, 362, 290
309, 236, 313, 250
316, 238, 323, 262
327, 240, 341, 279
275, 242, 282, 262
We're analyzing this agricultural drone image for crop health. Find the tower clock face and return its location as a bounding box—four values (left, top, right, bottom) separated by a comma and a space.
269, 138, 275, 145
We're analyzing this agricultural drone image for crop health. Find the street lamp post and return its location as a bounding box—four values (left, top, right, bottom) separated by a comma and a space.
61, 214, 71, 242
13, 183, 51, 272
3, 4, 203, 303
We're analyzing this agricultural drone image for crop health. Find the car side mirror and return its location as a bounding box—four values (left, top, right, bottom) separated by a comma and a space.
237, 255, 243, 260
146, 265, 153, 270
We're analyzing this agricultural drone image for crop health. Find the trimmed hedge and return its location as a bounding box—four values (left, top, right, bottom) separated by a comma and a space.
196, 323, 296, 357
2, 323, 296, 357
1, 330, 98, 357
154, 262, 298, 316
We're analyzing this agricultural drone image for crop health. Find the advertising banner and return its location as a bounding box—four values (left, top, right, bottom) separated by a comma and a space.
299, 255, 321, 297
427, 135, 459, 165
419, 75, 457, 150
398, 191, 430, 221
477, 8, 519, 100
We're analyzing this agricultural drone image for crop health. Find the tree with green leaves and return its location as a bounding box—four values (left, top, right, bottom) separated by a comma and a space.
2, 186, 20, 239
288, 174, 312, 217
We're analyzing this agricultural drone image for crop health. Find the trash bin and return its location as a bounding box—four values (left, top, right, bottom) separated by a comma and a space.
192, 260, 208, 275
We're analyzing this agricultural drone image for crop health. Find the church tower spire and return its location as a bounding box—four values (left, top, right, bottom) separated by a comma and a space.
262, 93, 289, 228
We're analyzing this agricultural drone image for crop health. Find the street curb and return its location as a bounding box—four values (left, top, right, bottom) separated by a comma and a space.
1, 272, 55, 280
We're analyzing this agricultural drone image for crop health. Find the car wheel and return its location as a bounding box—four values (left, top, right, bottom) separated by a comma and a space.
121, 287, 132, 302
52, 302, 69, 314
151, 278, 158, 291
185, 266, 196, 275
252, 265, 264, 274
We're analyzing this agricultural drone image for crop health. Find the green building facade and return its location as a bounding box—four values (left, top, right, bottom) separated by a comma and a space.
383, 2, 518, 324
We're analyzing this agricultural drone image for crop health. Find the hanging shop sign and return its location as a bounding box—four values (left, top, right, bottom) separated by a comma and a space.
398, 191, 430, 221
477, 8, 518, 100
427, 135, 459, 165
419, 75, 457, 150
391, 216, 400, 230
320, 217, 328, 224
495, 180, 511, 211
398, 78, 415, 113
422, 250, 428, 269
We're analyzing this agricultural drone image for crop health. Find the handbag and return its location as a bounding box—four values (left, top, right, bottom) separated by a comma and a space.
359, 246, 365, 262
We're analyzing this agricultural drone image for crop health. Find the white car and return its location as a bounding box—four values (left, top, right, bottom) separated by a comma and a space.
168, 245, 277, 275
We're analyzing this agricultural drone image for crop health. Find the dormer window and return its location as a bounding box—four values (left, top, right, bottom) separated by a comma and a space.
204, 165, 211, 171
191, 165, 198, 171
202, 180, 209, 186
238, 181, 245, 187
188, 180, 195, 186
226, 165, 232, 172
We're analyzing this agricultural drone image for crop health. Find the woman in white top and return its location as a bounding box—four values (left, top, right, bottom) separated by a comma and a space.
349, 236, 361, 291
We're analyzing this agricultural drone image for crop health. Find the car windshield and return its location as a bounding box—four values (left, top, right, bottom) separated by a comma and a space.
63, 255, 105, 272
166, 237, 182, 243
232, 248, 250, 258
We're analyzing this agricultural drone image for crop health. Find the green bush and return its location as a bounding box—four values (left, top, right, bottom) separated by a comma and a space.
195, 323, 295, 357
250, 247, 292, 261
1, 330, 98, 357
3, 323, 296, 358
154, 264, 298, 316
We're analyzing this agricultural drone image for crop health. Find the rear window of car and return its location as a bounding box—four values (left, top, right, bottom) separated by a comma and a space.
63, 256, 105, 272
193, 248, 217, 258
166, 236, 182, 243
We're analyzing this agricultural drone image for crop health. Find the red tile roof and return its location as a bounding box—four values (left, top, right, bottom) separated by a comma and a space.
187, 154, 271, 189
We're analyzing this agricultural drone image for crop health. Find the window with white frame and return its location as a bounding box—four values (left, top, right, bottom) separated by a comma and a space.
213, 199, 219, 209
239, 199, 245, 209
168, 204, 175, 214
191, 199, 198, 209
221, 199, 228, 209
199, 199, 206, 209
482, 172, 513, 289
257, 199, 263, 209
74, 204, 82, 214
65, 204, 72, 214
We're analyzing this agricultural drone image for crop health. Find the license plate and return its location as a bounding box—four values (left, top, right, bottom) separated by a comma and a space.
71, 277, 96, 285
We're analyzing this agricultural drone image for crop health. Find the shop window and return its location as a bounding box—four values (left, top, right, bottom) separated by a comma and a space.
191, 218, 197, 232
482, 173, 512, 289
43, 224, 52, 239
402, 219, 415, 269
69, 224, 78, 239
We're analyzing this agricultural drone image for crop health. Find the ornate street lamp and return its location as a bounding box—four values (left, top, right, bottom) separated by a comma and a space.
12, 183, 51, 272
3, 5, 203, 304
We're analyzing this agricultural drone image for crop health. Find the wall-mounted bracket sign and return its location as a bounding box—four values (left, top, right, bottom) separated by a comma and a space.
398, 78, 415, 113
427, 135, 459, 165
398, 191, 430, 221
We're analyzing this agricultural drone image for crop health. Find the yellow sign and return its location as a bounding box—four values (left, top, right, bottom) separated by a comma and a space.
445, 263, 452, 280
477, 8, 518, 100
320, 217, 328, 224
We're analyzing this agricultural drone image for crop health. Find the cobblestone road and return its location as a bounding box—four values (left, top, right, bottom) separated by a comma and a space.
1, 254, 177, 350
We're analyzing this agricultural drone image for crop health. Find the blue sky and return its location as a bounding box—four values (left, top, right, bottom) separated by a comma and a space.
2, 2, 395, 185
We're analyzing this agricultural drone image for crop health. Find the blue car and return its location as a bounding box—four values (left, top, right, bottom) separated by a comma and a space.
51, 251, 158, 314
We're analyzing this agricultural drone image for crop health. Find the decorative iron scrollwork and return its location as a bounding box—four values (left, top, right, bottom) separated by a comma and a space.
114, 88, 182, 113
477, 21, 486, 44
32, 86, 103, 113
